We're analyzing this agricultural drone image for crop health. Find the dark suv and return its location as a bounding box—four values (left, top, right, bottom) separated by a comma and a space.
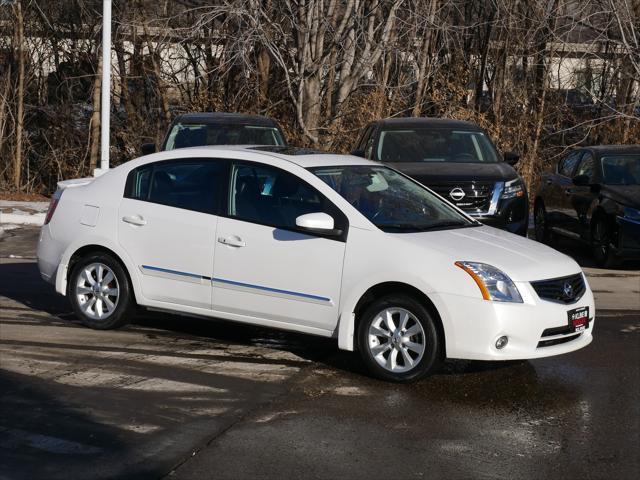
141, 112, 287, 154
353, 118, 527, 235
534, 145, 640, 267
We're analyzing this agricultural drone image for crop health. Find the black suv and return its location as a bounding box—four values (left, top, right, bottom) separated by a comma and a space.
353, 118, 527, 235
141, 112, 287, 154
534, 145, 640, 267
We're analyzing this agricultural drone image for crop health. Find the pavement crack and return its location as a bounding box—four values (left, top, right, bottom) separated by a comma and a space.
161, 353, 329, 479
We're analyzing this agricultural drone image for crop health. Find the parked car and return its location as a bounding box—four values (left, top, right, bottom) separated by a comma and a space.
141, 112, 287, 154
534, 145, 640, 267
353, 118, 528, 235
38, 146, 594, 382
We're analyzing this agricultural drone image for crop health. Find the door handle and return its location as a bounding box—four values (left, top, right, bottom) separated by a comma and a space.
218, 236, 246, 247
565, 189, 572, 196
546, 180, 553, 185
122, 215, 147, 226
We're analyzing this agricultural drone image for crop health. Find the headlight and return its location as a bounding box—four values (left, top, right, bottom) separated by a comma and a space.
501, 178, 525, 199
455, 261, 523, 303
623, 206, 640, 222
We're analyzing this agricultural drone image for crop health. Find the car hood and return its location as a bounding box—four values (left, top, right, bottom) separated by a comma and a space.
601, 185, 640, 208
398, 225, 580, 282
388, 161, 518, 183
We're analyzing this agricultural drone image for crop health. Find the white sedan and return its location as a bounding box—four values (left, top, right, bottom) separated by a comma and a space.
37, 146, 595, 382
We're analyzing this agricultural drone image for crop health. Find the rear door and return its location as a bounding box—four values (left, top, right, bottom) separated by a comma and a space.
544, 150, 583, 236
569, 151, 597, 239
118, 158, 228, 309
211, 161, 347, 332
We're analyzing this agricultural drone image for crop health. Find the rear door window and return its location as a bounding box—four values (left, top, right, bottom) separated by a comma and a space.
559, 151, 583, 177
355, 126, 372, 151
125, 159, 228, 215
575, 153, 595, 181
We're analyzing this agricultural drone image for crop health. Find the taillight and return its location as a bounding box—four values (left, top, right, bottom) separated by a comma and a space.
44, 190, 62, 225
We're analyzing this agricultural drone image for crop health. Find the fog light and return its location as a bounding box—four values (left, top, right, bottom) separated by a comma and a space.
495, 336, 509, 349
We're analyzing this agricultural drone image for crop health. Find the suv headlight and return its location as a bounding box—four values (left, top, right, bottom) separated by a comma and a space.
501, 178, 525, 199
623, 206, 640, 222
455, 261, 523, 303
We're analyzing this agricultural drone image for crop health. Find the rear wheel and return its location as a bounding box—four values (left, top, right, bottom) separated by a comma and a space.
357, 294, 441, 383
591, 216, 618, 268
68, 252, 132, 329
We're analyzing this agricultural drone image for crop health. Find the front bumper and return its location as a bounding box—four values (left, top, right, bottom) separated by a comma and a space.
431, 278, 595, 361
471, 195, 529, 236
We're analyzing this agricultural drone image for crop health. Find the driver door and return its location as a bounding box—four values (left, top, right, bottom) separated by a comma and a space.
211, 162, 348, 332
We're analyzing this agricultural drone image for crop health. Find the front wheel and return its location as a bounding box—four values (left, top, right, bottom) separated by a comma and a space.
68, 252, 133, 329
591, 217, 618, 268
357, 294, 441, 383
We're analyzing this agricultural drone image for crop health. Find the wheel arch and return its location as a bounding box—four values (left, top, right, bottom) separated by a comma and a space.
338, 281, 445, 357
590, 204, 619, 240
58, 238, 141, 304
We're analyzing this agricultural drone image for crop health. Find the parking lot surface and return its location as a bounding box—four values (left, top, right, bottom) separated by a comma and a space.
1, 227, 639, 479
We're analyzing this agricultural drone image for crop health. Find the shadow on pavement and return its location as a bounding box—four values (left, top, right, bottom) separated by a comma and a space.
0, 261, 529, 382
0, 370, 125, 479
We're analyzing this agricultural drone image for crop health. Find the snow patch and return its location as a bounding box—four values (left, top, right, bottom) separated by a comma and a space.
0, 201, 49, 226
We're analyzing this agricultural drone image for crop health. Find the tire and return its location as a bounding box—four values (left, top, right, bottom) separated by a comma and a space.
591, 216, 618, 268
534, 201, 552, 244
357, 294, 441, 383
67, 252, 133, 329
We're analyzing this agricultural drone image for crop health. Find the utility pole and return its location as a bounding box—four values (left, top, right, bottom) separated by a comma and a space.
94, 0, 111, 176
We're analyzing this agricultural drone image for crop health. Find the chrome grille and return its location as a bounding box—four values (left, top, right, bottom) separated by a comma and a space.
531, 273, 586, 304
424, 180, 495, 214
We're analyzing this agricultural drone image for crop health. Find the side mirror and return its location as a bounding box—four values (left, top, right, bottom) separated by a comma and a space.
295, 212, 341, 236
141, 142, 157, 155
351, 149, 365, 158
504, 151, 519, 166
572, 174, 590, 187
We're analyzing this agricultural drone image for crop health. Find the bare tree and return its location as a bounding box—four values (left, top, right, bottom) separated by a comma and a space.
1, 0, 638, 194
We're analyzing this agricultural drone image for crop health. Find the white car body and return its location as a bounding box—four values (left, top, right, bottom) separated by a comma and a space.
38, 146, 594, 363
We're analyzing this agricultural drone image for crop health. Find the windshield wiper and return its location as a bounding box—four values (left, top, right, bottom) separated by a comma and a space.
377, 221, 476, 232
418, 221, 474, 231
377, 224, 423, 232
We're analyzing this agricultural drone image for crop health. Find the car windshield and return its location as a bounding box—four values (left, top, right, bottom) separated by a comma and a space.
377, 128, 499, 163
601, 155, 640, 185
310, 165, 476, 232
165, 124, 285, 150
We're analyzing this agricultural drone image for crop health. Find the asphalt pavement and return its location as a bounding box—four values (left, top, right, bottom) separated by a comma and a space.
1, 227, 639, 479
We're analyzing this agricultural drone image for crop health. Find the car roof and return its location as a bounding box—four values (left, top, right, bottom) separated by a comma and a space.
370, 117, 482, 130
173, 112, 281, 127
135, 145, 376, 168
581, 145, 640, 156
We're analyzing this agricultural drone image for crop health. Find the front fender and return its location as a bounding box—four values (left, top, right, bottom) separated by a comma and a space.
336, 272, 439, 351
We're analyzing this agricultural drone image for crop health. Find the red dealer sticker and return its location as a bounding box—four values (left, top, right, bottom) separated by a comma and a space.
568, 306, 589, 332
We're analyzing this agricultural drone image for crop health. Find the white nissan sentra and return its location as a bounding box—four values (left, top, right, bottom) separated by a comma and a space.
37, 146, 594, 382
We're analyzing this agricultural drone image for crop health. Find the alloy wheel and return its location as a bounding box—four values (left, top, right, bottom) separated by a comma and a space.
367, 308, 426, 373
75, 262, 120, 320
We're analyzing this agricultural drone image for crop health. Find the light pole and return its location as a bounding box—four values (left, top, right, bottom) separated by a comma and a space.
95, 0, 111, 176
